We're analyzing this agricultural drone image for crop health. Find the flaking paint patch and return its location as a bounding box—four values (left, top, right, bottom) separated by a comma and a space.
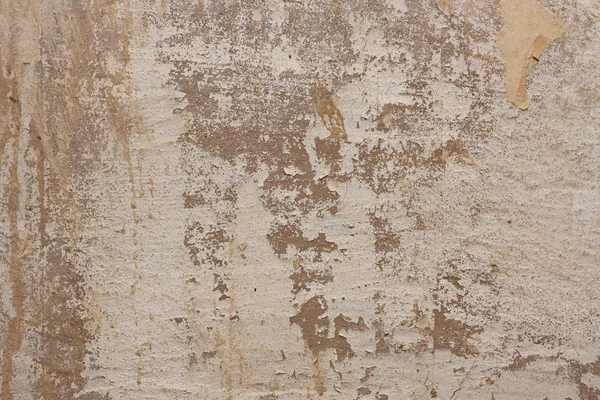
289, 295, 367, 395
497, 0, 565, 109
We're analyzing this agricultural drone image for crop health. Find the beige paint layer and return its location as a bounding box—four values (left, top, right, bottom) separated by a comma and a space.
498, 0, 565, 109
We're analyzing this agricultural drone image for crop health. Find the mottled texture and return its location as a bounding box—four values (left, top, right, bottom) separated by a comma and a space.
1, 0, 599, 399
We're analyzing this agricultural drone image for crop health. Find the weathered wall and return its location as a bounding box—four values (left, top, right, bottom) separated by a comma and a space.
1, 0, 599, 399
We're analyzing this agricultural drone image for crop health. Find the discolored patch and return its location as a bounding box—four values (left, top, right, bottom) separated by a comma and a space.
374, 103, 429, 133
429, 261, 501, 358
289, 296, 366, 363
566, 356, 600, 400
354, 139, 468, 194
261, 169, 340, 216
267, 223, 337, 261
313, 86, 348, 141
432, 308, 483, 358
504, 351, 541, 372
368, 209, 401, 271
290, 265, 333, 295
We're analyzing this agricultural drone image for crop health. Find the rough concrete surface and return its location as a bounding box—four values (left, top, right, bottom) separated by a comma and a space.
0, 0, 599, 399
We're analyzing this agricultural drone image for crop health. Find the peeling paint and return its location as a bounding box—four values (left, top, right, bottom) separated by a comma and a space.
1, 0, 599, 399
498, 0, 565, 109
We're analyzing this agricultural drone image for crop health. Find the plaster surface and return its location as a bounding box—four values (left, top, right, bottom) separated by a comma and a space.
1, 0, 599, 399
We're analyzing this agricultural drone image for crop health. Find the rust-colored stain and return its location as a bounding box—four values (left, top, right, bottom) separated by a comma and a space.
313, 86, 348, 141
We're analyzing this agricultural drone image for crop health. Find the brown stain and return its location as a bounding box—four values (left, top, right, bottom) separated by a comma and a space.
76, 394, 111, 400
213, 276, 230, 301
267, 223, 337, 262
180, 175, 241, 392
355, 138, 468, 195
268, 375, 280, 392
34, 241, 94, 399
183, 192, 206, 208
432, 308, 483, 358
227, 294, 244, 394
369, 211, 401, 254
424, 139, 468, 170
368, 209, 401, 271
290, 296, 366, 363
1, 74, 24, 400
106, 89, 137, 204
29, 121, 47, 247
160, 14, 356, 398
437, 0, 479, 16
429, 262, 501, 358
329, 359, 342, 380
313, 362, 326, 396
153, 0, 503, 395
374, 103, 428, 133
0, 9, 27, 400
25, 0, 139, 397
184, 222, 232, 301
438, 0, 454, 13
360, 366, 376, 383
0, 0, 540, 396
313, 86, 347, 141
334, 314, 368, 336
372, 319, 398, 357
185, 222, 243, 395
443, 275, 464, 290
136, 366, 142, 386
100, 0, 148, 303
504, 351, 541, 372
172, 67, 314, 174
183, 182, 236, 210
0, 47, 12, 162
314, 137, 345, 178
567, 356, 600, 400
290, 263, 333, 295
261, 169, 340, 216
212, 331, 233, 395
281, 0, 357, 67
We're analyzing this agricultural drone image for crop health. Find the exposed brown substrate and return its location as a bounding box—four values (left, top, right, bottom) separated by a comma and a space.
290, 296, 367, 363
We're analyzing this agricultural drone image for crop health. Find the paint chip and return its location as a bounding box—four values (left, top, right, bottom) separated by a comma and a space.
497, 0, 565, 109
